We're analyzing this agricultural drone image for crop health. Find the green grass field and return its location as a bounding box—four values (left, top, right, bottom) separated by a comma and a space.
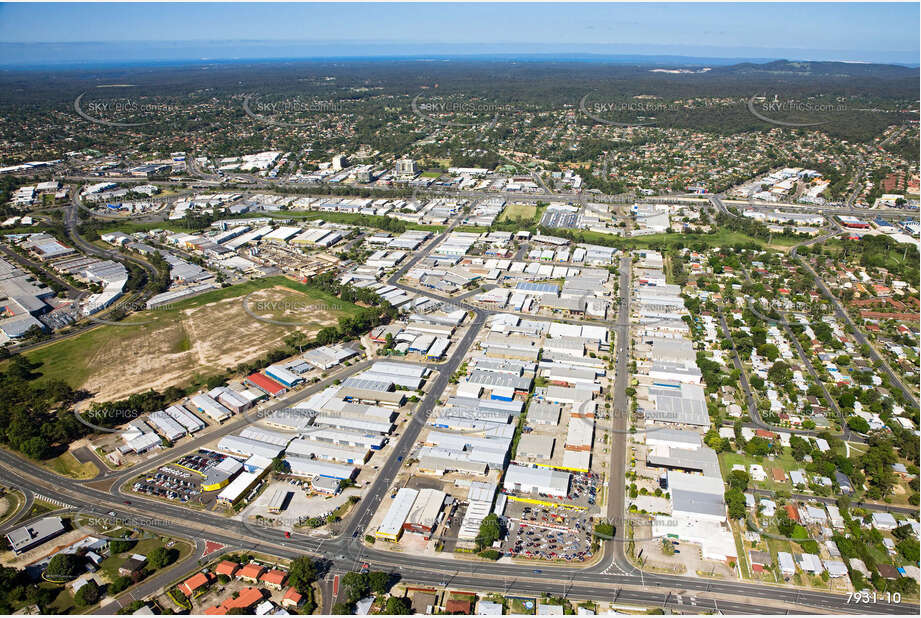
498, 203, 538, 223
15, 277, 360, 400
99, 211, 443, 235
0, 490, 23, 526
45, 452, 99, 480
625, 228, 795, 250
719, 450, 801, 492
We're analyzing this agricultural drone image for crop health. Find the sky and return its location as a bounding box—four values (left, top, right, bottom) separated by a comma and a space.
0, 2, 918, 66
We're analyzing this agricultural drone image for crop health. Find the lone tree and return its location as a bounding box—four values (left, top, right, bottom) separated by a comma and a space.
147, 546, 175, 570
475, 513, 502, 550
341, 572, 370, 603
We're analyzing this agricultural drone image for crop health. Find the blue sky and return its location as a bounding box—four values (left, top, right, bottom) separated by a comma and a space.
0, 2, 918, 65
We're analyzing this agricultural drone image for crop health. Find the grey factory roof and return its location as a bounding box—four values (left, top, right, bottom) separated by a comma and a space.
6, 517, 66, 553
527, 402, 562, 425
645, 382, 709, 427
239, 426, 293, 447
263, 408, 314, 431
426, 431, 512, 456
651, 338, 697, 364
645, 428, 703, 448
307, 429, 384, 449
314, 415, 393, 435
418, 451, 489, 475
647, 446, 720, 478
544, 366, 598, 383
217, 435, 284, 459
516, 434, 555, 459
671, 487, 726, 518
483, 332, 541, 351
338, 387, 406, 406
302, 344, 359, 369
668, 471, 726, 518
540, 295, 586, 312
503, 464, 570, 495
342, 376, 393, 392
469, 356, 534, 375
466, 370, 532, 391
515, 281, 560, 295
446, 396, 524, 414
286, 439, 367, 463
649, 361, 703, 382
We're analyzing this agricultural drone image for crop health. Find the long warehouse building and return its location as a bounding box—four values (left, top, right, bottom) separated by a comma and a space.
189, 394, 233, 422
376, 488, 418, 541
166, 405, 206, 433
217, 435, 284, 459
285, 455, 356, 480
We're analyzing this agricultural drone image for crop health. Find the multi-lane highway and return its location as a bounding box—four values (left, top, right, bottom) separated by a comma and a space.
2, 197, 917, 615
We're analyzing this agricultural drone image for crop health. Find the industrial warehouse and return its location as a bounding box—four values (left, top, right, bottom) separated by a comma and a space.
367, 314, 611, 560
123, 358, 437, 520
627, 250, 737, 565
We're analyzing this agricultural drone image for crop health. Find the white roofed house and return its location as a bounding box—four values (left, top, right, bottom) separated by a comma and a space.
800, 505, 828, 526
795, 552, 825, 575
777, 551, 796, 576
871, 511, 898, 530
825, 504, 845, 529
825, 560, 848, 578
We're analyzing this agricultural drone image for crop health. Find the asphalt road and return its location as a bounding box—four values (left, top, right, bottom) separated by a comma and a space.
2, 454, 911, 616
604, 253, 635, 574
2, 203, 917, 614
793, 252, 919, 410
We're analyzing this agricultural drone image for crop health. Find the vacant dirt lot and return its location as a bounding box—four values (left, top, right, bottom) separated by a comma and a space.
23, 280, 354, 402
83, 286, 341, 400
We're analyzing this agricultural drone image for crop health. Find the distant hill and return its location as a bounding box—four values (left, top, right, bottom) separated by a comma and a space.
712, 59, 918, 79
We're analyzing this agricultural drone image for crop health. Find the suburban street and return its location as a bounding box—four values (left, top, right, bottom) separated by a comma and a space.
1, 215, 915, 614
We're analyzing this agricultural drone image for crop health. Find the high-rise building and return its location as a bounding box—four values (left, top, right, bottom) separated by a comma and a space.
332, 154, 349, 171
395, 157, 419, 177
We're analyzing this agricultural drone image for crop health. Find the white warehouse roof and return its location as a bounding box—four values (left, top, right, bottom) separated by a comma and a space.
217, 435, 284, 459
285, 455, 355, 480
376, 487, 418, 539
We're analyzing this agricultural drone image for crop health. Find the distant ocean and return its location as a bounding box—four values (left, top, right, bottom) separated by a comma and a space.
1, 41, 916, 70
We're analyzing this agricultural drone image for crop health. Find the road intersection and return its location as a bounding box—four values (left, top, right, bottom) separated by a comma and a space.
1, 198, 916, 615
